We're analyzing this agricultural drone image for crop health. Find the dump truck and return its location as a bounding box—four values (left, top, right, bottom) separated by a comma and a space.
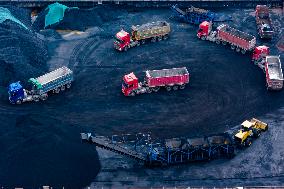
171, 4, 232, 25
255, 5, 274, 39
265, 56, 283, 90
234, 118, 268, 147
8, 66, 73, 104
197, 21, 256, 54
122, 67, 189, 96
114, 21, 171, 51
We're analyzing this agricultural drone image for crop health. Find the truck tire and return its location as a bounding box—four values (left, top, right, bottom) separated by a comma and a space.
173, 85, 179, 90
236, 47, 240, 52
16, 99, 22, 105
222, 41, 227, 45
158, 36, 162, 41
61, 85, 65, 91
179, 84, 186, 90
55, 87, 60, 94
215, 40, 220, 44
245, 138, 252, 147
166, 86, 172, 91
151, 37, 157, 43
163, 35, 168, 40
146, 88, 152, 93
252, 128, 261, 138
66, 83, 71, 89
40, 94, 48, 101
141, 40, 146, 44
231, 45, 235, 50
153, 87, 160, 92
201, 36, 206, 40
33, 96, 40, 102
136, 41, 140, 46
129, 91, 135, 96
241, 49, 246, 54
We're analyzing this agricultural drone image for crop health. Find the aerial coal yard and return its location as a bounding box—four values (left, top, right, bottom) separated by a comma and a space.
0, 1, 283, 188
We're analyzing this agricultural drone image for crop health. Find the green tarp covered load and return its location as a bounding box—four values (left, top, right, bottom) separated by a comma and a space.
0, 7, 28, 29
44, 2, 78, 28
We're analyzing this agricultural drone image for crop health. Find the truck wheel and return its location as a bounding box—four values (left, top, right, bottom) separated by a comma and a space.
55, 87, 60, 94
215, 40, 220, 44
61, 85, 66, 91
253, 129, 261, 138
66, 83, 72, 89
141, 40, 146, 44
166, 86, 172, 91
179, 84, 185, 90
136, 41, 140, 46
16, 99, 22, 105
129, 91, 135, 96
173, 85, 179, 90
241, 49, 246, 54
163, 35, 168, 40
33, 96, 40, 102
147, 88, 152, 93
158, 36, 162, 41
153, 87, 160, 92
245, 138, 252, 147
201, 36, 206, 40
40, 94, 48, 101
236, 47, 240, 52
151, 37, 157, 43
231, 45, 235, 50
222, 41, 227, 45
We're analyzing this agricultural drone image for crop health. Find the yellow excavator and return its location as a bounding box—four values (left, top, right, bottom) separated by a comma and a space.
234, 118, 268, 147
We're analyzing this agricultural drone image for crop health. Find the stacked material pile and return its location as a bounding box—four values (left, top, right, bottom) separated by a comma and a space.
0, 6, 48, 87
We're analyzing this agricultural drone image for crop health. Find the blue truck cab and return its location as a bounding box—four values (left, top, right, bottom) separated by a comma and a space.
8, 82, 25, 104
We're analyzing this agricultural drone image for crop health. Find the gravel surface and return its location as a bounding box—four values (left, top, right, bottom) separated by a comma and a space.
0, 6, 283, 188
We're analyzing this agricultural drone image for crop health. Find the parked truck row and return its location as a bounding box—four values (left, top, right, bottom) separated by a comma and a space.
8, 5, 281, 104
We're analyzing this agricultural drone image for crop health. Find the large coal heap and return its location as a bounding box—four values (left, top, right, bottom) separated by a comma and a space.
0, 6, 48, 87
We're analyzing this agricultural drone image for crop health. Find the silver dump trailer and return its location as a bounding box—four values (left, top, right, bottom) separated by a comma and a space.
265, 56, 283, 90
8, 66, 74, 104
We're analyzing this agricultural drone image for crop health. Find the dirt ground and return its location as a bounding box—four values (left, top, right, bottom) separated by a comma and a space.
0, 6, 283, 189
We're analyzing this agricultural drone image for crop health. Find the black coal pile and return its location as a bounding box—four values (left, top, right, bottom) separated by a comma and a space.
0, 6, 48, 87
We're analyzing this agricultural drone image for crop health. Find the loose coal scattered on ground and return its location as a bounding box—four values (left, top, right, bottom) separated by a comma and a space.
0, 5, 283, 188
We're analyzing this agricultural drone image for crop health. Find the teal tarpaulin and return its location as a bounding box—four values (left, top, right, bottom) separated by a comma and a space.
45, 2, 68, 28
44, 2, 78, 28
0, 7, 28, 29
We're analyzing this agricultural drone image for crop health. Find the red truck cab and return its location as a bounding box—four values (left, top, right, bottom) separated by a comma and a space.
197, 21, 211, 38
114, 30, 131, 51
122, 72, 139, 96
252, 46, 270, 62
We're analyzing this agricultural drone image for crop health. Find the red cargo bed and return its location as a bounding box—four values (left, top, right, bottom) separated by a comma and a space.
217, 24, 256, 50
146, 67, 189, 87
